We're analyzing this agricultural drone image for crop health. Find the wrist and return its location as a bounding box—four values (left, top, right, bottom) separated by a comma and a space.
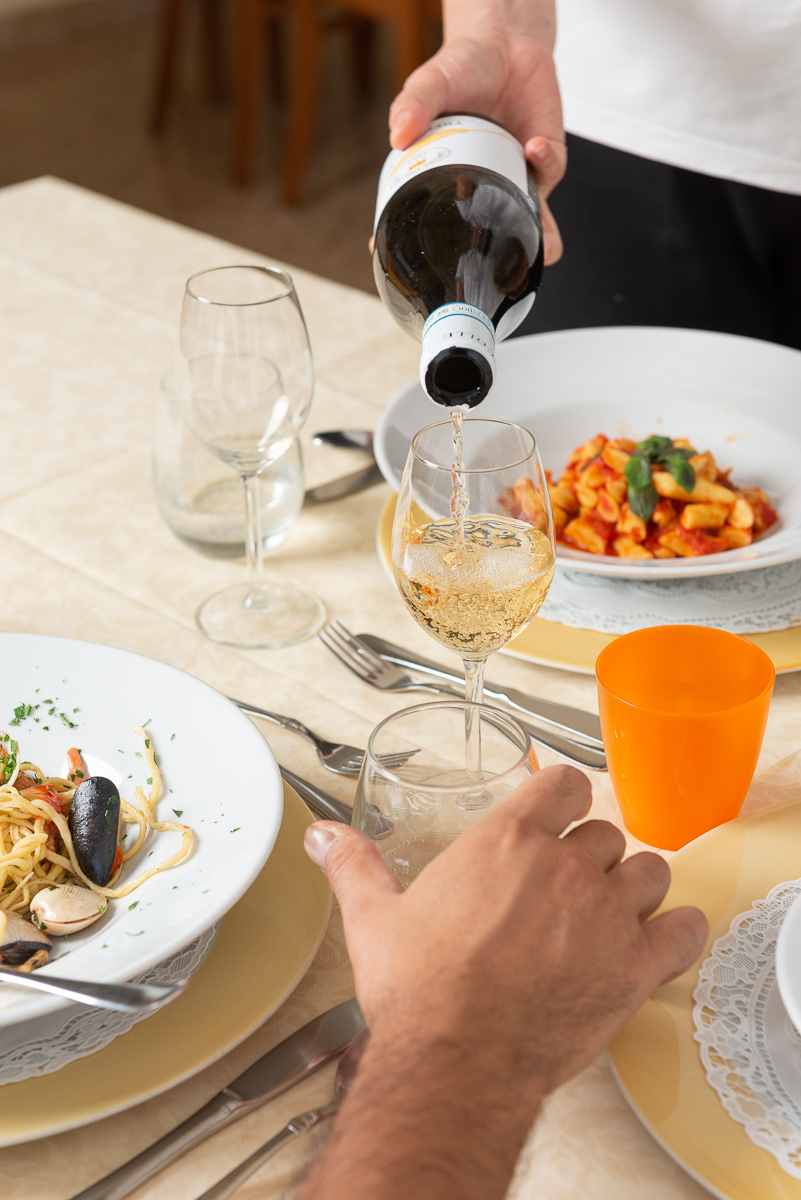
299, 1028, 545, 1200
444, 0, 556, 53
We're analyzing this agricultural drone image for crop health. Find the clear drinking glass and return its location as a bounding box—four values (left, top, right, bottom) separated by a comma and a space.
174, 265, 325, 648
153, 368, 304, 558
352, 701, 538, 884
391, 418, 555, 776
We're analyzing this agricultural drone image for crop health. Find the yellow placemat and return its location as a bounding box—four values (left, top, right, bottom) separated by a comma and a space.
377, 493, 801, 674
611, 800, 801, 1200
0, 784, 331, 1146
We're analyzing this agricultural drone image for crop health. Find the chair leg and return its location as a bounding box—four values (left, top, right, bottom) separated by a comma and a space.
149, 0, 184, 135
394, 0, 426, 93
233, 0, 264, 186
200, 0, 226, 104
350, 16, 374, 97
268, 15, 285, 104
282, 0, 321, 205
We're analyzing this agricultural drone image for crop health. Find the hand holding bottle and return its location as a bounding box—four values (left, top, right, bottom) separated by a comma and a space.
387, 0, 566, 266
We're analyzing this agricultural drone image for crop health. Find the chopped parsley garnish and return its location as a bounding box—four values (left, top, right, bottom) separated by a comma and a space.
128, 901, 138, 910
173, 809, 183, 818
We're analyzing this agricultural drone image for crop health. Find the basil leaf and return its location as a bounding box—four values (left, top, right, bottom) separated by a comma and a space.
627, 483, 659, 521
667, 455, 696, 494
624, 456, 652, 490
636, 435, 673, 459
667, 446, 697, 460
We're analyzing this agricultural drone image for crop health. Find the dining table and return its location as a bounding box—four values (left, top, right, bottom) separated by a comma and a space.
1, 175, 800, 1200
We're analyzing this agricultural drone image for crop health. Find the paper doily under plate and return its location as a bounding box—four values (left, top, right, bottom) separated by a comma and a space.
0, 926, 216, 1086
693, 878, 801, 1179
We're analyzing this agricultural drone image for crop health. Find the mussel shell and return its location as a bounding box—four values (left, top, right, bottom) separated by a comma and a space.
68, 776, 121, 886
0, 910, 51, 966
30, 884, 106, 935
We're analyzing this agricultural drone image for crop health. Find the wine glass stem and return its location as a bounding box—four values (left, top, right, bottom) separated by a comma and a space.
463, 657, 486, 776
242, 471, 265, 592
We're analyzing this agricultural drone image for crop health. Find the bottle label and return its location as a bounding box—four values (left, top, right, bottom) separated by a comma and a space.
419, 303, 496, 402
374, 115, 529, 231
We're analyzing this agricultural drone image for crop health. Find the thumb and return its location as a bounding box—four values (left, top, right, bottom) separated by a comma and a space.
304, 822, 403, 919
388, 60, 450, 148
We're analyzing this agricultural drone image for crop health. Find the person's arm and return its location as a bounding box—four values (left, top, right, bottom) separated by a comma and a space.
389, 0, 567, 264
296, 766, 708, 1200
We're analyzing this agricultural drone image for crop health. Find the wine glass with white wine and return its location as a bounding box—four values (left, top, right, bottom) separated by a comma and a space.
175, 265, 325, 648
391, 418, 555, 797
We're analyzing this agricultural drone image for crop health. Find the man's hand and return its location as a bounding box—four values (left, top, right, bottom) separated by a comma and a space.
305, 764, 707, 1097
387, 0, 567, 264
298, 766, 707, 1199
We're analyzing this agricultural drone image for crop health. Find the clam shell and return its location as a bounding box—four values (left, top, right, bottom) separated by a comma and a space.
0, 909, 51, 967
30, 884, 106, 935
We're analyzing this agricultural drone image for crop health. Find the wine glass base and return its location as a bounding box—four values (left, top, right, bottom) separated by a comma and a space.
196, 581, 326, 649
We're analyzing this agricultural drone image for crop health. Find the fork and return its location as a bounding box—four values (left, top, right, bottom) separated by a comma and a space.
231, 698, 416, 776
317, 624, 608, 772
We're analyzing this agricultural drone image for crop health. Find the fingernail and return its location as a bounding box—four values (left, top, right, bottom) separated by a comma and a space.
304, 825, 337, 870
529, 140, 548, 161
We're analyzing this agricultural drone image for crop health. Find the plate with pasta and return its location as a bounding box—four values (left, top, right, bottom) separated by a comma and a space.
374, 325, 801, 578
0, 633, 283, 1026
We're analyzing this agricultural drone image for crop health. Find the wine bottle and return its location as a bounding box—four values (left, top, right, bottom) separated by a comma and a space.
372, 114, 543, 408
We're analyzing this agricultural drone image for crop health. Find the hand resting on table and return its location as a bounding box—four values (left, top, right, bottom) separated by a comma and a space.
297, 764, 708, 1200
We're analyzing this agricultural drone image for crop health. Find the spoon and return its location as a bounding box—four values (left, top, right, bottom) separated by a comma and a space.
0, 964, 186, 1013
197, 1031, 369, 1200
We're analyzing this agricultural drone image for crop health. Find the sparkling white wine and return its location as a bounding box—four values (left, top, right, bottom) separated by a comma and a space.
373, 115, 543, 408
394, 515, 555, 657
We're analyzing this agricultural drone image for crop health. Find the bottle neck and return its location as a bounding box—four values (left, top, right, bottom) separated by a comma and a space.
420, 304, 496, 408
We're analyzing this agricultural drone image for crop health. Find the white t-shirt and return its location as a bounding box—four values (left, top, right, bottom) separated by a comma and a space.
554, 0, 801, 194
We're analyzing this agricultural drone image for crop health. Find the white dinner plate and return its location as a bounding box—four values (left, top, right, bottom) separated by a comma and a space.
776, 891, 801, 1038
374, 326, 801, 578
0, 634, 282, 1026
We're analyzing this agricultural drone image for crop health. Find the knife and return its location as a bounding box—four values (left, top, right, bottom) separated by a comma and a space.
279, 765, 353, 824
304, 462, 385, 505
69, 998, 365, 1200
358, 632, 604, 748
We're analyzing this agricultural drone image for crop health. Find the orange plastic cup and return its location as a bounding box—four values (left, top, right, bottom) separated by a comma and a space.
596, 625, 774, 850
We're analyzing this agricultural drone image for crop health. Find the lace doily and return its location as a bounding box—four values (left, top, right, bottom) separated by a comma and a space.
540, 559, 801, 635
0, 925, 217, 1085
693, 879, 801, 1177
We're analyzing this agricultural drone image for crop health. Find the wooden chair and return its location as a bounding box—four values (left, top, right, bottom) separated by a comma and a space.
149, 0, 441, 202
268, 0, 441, 204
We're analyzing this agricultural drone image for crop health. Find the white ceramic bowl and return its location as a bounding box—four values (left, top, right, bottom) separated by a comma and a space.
374, 326, 801, 579
0, 634, 282, 1026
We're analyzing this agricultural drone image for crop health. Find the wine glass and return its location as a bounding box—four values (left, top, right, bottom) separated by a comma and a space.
391, 418, 555, 784
175, 265, 325, 648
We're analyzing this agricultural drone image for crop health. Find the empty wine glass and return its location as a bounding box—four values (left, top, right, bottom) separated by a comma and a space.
175, 265, 325, 648
391, 418, 555, 791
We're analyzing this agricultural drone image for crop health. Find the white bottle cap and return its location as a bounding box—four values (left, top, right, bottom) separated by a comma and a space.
419, 303, 496, 407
